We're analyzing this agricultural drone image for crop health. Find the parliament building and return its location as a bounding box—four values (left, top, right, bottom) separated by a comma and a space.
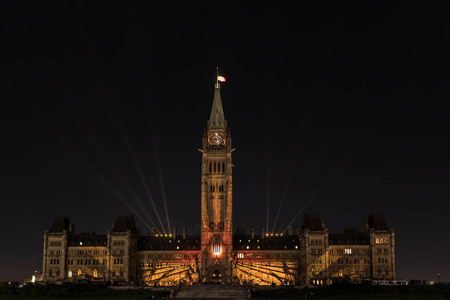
42, 82, 396, 286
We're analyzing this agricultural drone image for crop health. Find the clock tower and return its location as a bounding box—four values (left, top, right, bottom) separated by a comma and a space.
200, 81, 233, 283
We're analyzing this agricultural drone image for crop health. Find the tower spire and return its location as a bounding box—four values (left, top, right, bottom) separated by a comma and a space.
210, 68, 225, 129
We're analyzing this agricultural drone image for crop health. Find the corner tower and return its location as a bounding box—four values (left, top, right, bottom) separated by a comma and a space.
200, 80, 233, 283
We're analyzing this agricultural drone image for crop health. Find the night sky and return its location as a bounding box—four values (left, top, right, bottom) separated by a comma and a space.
1, 2, 449, 283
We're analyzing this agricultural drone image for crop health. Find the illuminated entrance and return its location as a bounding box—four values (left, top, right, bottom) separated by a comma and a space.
211, 270, 222, 283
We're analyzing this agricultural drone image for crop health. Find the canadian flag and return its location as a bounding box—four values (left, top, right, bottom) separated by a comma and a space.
217, 76, 226, 82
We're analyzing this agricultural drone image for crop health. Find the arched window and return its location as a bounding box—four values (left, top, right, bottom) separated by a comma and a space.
214, 162, 216, 173
385, 269, 389, 276
212, 237, 221, 255
222, 162, 225, 173
56, 269, 60, 277
209, 162, 212, 173
78, 269, 82, 276
68, 270, 73, 278
49, 269, 53, 277
93, 269, 98, 278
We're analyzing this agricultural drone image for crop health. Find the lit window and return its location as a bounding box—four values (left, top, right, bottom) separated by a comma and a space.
345, 248, 352, 254
246, 246, 249, 249
79, 241, 83, 246
213, 237, 221, 255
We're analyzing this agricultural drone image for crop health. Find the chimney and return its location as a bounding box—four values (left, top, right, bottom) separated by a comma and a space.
183, 227, 186, 239
261, 227, 265, 239
251, 226, 255, 239
172, 227, 177, 238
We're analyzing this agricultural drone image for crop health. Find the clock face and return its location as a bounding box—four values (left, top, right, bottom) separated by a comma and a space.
208, 133, 225, 146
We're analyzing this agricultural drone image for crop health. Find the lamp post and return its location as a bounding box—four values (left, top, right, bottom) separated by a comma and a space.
409, 274, 412, 285
438, 274, 441, 284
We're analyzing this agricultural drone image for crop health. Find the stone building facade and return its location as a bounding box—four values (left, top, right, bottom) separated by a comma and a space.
42, 83, 395, 286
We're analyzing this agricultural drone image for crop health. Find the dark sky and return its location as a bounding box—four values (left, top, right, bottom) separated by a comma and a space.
1, 2, 449, 282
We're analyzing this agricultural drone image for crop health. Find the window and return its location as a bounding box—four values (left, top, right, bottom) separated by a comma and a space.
68, 270, 72, 278
345, 249, 352, 254
212, 237, 221, 255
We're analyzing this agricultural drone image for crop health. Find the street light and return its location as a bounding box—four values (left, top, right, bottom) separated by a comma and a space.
438, 274, 441, 284
409, 274, 412, 285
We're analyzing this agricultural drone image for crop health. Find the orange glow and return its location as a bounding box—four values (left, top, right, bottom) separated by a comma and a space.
217, 76, 226, 82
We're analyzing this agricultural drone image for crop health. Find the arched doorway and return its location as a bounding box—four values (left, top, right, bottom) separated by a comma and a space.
211, 270, 222, 283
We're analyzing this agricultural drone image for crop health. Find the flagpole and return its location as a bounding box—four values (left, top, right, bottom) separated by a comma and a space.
216, 67, 219, 87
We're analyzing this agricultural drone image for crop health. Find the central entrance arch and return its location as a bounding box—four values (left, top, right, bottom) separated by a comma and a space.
205, 264, 227, 283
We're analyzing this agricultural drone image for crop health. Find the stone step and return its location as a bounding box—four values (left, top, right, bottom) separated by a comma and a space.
175, 284, 248, 298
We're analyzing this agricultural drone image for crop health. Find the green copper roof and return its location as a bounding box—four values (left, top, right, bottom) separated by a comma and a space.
209, 86, 225, 129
